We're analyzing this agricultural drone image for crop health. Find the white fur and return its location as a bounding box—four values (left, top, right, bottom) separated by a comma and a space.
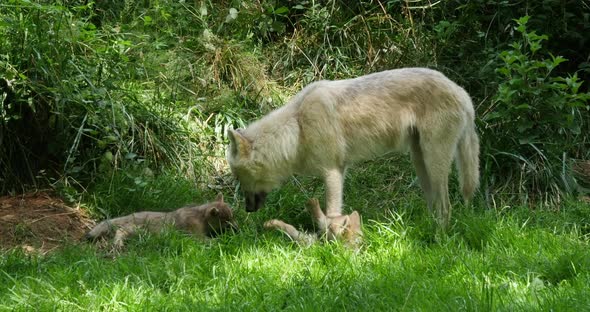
228, 68, 480, 228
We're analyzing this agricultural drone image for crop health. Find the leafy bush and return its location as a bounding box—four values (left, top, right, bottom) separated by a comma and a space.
0, 0, 254, 195
0, 1, 182, 191
481, 16, 590, 198
2, 0, 590, 202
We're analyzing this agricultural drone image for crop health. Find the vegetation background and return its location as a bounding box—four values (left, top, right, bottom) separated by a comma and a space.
1, 0, 590, 310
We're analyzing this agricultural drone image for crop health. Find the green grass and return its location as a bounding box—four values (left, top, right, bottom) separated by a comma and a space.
1, 162, 589, 311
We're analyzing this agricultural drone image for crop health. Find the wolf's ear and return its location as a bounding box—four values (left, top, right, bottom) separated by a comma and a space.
215, 193, 224, 203
228, 129, 251, 158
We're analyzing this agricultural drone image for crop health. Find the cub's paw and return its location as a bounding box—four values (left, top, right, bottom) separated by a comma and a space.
263, 219, 286, 230
306, 198, 320, 209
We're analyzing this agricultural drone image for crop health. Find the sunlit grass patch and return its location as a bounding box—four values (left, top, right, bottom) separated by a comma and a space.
1, 198, 589, 310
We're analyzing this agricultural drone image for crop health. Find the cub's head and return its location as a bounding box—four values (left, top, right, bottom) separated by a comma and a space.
327, 211, 363, 250
226, 129, 283, 212
306, 198, 363, 250
205, 193, 237, 235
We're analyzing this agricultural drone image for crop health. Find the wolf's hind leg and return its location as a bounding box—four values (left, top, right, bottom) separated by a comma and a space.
420, 129, 460, 229
410, 133, 433, 211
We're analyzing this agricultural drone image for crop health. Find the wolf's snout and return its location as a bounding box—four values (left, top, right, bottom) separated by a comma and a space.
245, 191, 267, 212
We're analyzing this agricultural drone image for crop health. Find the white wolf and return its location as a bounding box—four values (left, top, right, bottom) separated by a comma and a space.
227, 68, 479, 228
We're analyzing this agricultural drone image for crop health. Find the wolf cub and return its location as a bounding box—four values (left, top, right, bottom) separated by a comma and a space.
85, 193, 235, 248
264, 198, 362, 250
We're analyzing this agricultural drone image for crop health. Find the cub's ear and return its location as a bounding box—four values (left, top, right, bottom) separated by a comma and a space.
215, 193, 224, 203
209, 206, 219, 217
227, 129, 251, 158
348, 211, 361, 231
341, 215, 350, 228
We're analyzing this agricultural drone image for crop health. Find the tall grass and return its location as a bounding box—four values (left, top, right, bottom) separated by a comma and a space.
1, 1, 589, 206
479, 16, 590, 203
0, 0, 262, 196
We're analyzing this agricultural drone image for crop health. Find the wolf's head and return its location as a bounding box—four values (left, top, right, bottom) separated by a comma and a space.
205, 193, 237, 235
226, 129, 287, 212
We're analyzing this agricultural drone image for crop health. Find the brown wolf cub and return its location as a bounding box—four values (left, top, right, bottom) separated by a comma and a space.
85, 194, 235, 248
264, 198, 362, 250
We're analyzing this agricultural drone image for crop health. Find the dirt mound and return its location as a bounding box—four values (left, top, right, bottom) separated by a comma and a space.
0, 191, 94, 253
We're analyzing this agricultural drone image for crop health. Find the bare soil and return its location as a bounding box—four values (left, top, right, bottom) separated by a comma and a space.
0, 191, 94, 253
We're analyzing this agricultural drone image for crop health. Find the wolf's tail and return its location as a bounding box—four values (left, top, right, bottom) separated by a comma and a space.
84, 220, 115, 241
455, 122, 480, 204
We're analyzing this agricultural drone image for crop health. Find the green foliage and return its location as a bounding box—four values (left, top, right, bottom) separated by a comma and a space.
2, 0, 590, 199
271, 1, 438, 83
481, 16, 590, 197
0, 0, 258, 195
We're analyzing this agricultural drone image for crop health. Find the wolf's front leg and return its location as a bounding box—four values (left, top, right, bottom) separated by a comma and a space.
113, 225, 137, 249
324, 168, 345, 218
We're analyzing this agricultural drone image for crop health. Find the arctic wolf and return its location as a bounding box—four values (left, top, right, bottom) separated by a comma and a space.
264, 198, 362, 249
85, 194, 235, 248
227, 67, 480, 228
